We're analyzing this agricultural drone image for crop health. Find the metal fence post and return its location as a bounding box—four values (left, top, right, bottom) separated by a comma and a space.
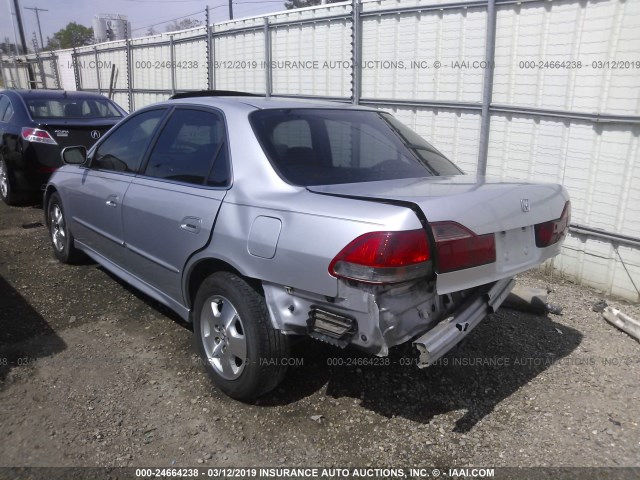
126, 40, 134, 111
33, 50, 45, 89
211, 25, 217, 90
351, 0, 362, 105
264, 18, 272, 97
476, 0, 497, 176
72, 48, 81, 90
94, 46, 102, 94
51, 52, 61, 89
37, 56, 45, 88
0, 54, 4, 86
12, 57, 19, 88
206, 6, 213, 90
169, 35, 176, 96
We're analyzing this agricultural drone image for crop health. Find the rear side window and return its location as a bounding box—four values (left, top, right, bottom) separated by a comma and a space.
3, 102, 14, 122
250, 109, 461, 186
26, 97, 122, 119
93, 109, 165, 173
0, 96, 9, 122
143, 108, 229, 187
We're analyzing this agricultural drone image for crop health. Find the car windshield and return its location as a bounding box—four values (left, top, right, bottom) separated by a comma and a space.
250, 108, 462, 186
26, 97, 122, 119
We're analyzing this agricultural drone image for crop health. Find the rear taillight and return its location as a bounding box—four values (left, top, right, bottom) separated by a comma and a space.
21, 127, 58, 145
329, 229, 431, 284
431, 221, 496, 273
535, 201, 571, 248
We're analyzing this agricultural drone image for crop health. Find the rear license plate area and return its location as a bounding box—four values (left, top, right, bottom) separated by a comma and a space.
496, 226, 535, 272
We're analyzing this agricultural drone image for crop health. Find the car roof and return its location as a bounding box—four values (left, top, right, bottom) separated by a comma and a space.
160, 95, 379, 112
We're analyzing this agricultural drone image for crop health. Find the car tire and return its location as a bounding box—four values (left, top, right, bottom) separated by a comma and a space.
0, 158, 20, 206
193, 272, 290, 401
47, 192, 83, 264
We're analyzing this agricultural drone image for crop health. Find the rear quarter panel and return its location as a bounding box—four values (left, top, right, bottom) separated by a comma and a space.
186, 190, 423, 299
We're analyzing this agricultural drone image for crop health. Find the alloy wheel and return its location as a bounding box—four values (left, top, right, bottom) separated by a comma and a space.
200, 295, 247, 380
50, 203, 66, 252
0, 161, 8, 199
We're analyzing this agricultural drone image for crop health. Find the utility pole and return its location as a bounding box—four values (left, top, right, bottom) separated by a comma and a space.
9, 0, 36, 88
12, 0, 28, 53
228, 0, 233, 20
6, 0, 20, 54
24, 6, 48, 50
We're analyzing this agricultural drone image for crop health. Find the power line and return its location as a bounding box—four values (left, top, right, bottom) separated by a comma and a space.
131, 9, 208, 32
121, 0, 283, 3
121, 0, 207, 3
129, 1, 287, 34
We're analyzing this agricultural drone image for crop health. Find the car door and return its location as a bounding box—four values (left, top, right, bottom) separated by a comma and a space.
67, 108, 167, 266
121, 107, 230, 303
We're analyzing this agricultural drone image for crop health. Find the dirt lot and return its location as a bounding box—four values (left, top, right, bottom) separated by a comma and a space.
1, 201, 639, 471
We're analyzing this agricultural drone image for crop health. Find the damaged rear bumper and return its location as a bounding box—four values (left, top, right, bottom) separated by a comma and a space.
413, 277, 515, 367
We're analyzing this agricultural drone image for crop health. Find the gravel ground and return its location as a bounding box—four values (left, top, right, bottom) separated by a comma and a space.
1, 201, 639, 471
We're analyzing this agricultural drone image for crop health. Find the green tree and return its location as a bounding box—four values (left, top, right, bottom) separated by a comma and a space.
284, 0, 342, 9
165, 18, 202, 33
46, 22, 94, 49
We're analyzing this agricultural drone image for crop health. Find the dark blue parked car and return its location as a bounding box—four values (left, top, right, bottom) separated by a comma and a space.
0, 89, 126, 204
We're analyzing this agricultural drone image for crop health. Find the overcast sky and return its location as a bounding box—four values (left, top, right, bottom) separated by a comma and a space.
1, 0, 286, 49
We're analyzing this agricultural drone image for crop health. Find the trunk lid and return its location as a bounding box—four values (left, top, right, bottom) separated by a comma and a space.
309, 175, 569, 294
39, 118, 119, 149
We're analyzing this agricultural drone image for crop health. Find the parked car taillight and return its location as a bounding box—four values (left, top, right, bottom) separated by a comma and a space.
431, 221, 496, 273
535, 201, 571, 248
329, 229, 432, 284
21, 127, 58, 145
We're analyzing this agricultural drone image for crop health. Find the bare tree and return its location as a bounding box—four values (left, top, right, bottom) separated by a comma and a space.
284, 0, 342, 9
165, 18, 202, 33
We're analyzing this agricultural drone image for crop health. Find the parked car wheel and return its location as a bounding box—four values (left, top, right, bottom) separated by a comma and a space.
47, 192, 82, 264
193, 272, 290, 401
0, 158, 19, 205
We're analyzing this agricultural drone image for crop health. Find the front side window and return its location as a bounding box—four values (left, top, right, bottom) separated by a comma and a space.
143, 108, 229, 187
250, 109, 462, 186
93, 109, 165, 173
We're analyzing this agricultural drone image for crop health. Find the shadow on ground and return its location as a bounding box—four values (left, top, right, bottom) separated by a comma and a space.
0, 274, 66, 386
80, 261, 581, 434
261, 308, 583, 433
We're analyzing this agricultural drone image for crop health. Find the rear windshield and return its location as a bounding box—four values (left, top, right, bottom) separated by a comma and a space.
26, 97, 122, 119
250, 109, 462, 186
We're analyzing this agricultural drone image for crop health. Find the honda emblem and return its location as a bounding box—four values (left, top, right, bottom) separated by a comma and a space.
521, 199, 530, 212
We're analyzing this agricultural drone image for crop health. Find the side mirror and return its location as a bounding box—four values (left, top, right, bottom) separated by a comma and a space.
61, 146, 87, 165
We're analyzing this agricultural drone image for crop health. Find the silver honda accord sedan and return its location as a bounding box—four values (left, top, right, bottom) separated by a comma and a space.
45, 93, 570, 400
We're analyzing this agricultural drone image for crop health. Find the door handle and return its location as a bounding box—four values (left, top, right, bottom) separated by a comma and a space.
180, 217, 202, 233
105, 200, 117, 207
